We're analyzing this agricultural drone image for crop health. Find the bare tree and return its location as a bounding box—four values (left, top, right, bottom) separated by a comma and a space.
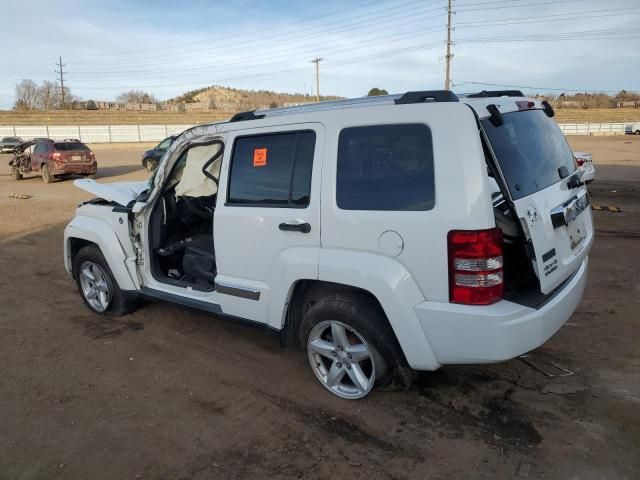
14, 79, 39, 110
116, 90, 157, 104
37, 80, 59, 110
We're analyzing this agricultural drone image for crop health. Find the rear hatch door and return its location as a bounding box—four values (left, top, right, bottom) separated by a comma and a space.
54, 142, 92, 163
481, 107, 593, 294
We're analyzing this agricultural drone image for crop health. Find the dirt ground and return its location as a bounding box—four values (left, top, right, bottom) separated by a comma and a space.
0, 137, 639, 480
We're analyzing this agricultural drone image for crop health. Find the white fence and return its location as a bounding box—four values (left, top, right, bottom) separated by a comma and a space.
557, 123, 628, 136
0, 124, 194, 143
0, 122, 634, 142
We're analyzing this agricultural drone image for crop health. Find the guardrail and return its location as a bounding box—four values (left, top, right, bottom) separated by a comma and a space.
0, 122, 635, 142
0, 124, 194, 143
557, 123, 629, 136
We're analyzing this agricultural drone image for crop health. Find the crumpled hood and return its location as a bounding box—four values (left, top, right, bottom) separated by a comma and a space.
74, 179, 148, 206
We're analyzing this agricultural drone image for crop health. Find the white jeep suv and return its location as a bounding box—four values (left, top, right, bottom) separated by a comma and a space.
64, 90, 593, 399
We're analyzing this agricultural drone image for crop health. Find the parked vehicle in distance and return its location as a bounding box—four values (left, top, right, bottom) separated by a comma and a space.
626, 122, 640, 135
573, 151, 595, 184
65, 90, 593, 399
141, 135, 176, 171
29, 139, 97, 183
0, 136, 23, 153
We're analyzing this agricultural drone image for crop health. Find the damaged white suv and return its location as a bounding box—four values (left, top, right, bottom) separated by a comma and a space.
64, 90, 593, 399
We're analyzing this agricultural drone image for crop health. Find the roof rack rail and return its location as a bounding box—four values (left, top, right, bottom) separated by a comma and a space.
394, 90, 459, 105
467, 90, 525, 98
229, 110, 266, 122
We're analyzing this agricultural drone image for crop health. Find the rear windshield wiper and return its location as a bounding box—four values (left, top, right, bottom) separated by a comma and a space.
558, 165, 583, 189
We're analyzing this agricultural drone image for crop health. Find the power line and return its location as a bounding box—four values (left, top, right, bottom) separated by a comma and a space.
455, 0, 582, 9
455, 80, 639, 94
53, 41, 445, 91
455, 7, 639, 26
64, 24, 446, 80
64, 1, 445, 70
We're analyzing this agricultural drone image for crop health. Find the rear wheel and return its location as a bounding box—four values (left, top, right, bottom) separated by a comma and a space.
41, 163, 53, 183
10, 166, 22, 180
144, 157, 157, 171
635, 130, 640, 135
73, 245, 136, 316
300, 294, 413, 399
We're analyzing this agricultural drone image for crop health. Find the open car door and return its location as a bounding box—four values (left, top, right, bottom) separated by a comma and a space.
481, 108, 593, 295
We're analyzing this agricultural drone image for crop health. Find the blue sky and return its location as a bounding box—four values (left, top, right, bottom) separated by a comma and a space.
1, 0, 638, 108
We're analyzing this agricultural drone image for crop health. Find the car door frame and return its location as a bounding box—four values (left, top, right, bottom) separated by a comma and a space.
134, 134, 228, 309
212, 122, 325, 329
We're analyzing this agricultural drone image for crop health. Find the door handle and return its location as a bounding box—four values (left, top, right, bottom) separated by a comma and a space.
279, 222, 311, 233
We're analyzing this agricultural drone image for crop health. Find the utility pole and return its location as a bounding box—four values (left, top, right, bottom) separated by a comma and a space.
444, 0, 453, 90
311, 57, 324, 102
55, 56, 67, 109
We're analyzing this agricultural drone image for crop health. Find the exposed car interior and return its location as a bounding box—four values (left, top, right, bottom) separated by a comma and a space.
148, 140, 223, 291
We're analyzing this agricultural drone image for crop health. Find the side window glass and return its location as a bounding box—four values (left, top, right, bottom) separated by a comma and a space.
227, 131, 315, 207
336, 124, 435, 211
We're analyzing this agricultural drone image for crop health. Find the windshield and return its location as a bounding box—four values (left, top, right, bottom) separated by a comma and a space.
481, 109, 576, 200
157, 137, 173, 149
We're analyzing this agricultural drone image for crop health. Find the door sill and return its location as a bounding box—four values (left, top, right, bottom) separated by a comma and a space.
140, 287, 222, 314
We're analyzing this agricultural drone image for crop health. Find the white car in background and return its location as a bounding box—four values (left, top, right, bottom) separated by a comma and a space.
573, 151, 595, 184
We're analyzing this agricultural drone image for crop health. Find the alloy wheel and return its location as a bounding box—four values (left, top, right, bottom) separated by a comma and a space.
307, 320, 376, 399
78, 261, 112, 312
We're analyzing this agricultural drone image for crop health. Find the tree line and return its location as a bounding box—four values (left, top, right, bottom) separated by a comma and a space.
13, 79, 158, 111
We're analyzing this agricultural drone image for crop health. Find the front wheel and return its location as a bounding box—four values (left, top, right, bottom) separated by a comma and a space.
300, 294, 412, 399
635, 130, 640, 135
72, 245, 136, 316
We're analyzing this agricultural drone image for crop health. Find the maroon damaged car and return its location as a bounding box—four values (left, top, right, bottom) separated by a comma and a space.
29, 139, 97, 183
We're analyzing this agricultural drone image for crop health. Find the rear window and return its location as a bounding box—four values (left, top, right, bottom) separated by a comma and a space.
3, 137, 19, 142
482, 109, 576, 200
54, 142, 90, 151
336, 124, 435, 211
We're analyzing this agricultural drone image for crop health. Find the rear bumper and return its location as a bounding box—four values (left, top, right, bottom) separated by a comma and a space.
414, 257, 588, 365
52, 162, 97, 175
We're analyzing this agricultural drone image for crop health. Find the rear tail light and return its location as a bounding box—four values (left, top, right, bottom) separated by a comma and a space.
51, 152, 63, 162
448, 228, 504, 305
89, 152, 95, 161
575, 157, 586, 167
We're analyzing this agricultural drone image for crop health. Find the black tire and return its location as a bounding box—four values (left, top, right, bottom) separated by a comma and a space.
10, 166, 22, 180
635, 130, 640, 135
72, 245, 136, 316
143, 157, 156, 171
299, 294, 416, 393
41, 163, 53, 183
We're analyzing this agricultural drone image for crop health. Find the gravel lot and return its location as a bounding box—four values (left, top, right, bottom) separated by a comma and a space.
0, 137, 639, 479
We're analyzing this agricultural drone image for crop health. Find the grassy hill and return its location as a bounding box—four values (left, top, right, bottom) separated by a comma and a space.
171, 85, 342, 108
0, 107, 638, 126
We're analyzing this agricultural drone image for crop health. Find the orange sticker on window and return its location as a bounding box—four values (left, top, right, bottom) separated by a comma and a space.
253, 148, 267, 167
